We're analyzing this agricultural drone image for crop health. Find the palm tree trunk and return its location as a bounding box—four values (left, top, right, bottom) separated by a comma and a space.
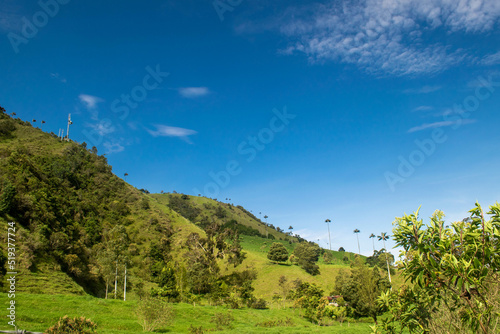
356, 235, 361, 254
383, 239, 392, 288
114, 261, 118, 299
327, 223, 331, 251
123, 264, 127, 301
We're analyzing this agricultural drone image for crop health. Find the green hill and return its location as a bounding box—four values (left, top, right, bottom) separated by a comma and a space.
0, 108, 366, 302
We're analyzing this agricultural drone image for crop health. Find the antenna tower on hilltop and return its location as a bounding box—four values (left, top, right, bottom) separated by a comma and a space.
66, 114, 73, 141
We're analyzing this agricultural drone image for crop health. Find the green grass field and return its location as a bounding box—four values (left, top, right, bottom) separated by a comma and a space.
1, 293, 375, 333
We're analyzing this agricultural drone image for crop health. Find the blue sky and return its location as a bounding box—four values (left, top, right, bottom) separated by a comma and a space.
1, 0, 499, 256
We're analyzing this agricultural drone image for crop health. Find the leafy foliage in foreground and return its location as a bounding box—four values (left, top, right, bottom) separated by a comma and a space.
45, 316, 97, 334
375, 203, 500, 334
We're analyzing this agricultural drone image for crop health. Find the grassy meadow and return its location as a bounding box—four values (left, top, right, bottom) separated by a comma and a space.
1, 293, 376, 333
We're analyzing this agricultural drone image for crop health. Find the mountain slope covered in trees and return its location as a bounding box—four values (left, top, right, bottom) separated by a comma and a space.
0, 108, 360, 301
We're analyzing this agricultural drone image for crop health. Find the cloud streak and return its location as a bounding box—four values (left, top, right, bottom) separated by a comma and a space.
404, 86, 442, 94
104, 142, 125, 154
147, 124, 198, 143
480, 51, 500, 66
413, 106, 433, 112
408, 119, 476, 133
87, 121, 115, 136
278, 0, 500, 76
178, 87, 210, 98
79, 94, 103, 110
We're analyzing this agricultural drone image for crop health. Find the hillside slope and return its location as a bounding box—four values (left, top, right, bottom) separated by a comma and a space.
0, 108, 362, 300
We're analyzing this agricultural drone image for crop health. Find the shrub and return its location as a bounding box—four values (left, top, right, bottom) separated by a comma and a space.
136, 297, 174, 332
0, 119, 15, 138
188, 325, 206, 334
45, 316, 97, 334
255, 317, 294, 327
250, 298, 268, 309
140, 198, 150, 210
210, 311, 234, 331
267, 242, 289, 262
224, 296, 240, 309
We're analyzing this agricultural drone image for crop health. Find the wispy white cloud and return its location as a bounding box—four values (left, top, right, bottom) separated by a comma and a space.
79, 94, 104, 110
104, 142, 125, 154
147, 124, 197, 143
404, 86, 442, 94
178, 87, 210, 98
87, 121, 115, 136
276, 0, 500, 76
413, 106, 433, 112
480, 51, 500, 66
408, 119, 476, 133
50, 73, 67, 83
79, 94, 104, 120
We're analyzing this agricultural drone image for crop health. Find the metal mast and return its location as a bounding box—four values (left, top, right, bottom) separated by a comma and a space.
66, 114, 73, 141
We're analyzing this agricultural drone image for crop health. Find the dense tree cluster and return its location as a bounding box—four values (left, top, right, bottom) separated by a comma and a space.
292, 242, 321, 275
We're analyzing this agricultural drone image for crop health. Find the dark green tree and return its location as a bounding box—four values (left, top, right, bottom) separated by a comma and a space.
152, 265, 179, 300
0, 181, 15, 215
267, 242, 289, 263
293, 243, 320, 275
332, 258, 390, 323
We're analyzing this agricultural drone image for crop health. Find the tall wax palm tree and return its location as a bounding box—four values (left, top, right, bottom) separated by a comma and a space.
354, 229, 361, 254
378, 232, 392, 287
325, 219, 332, 251
264, 215, 269, 238
369, 233, 376, 251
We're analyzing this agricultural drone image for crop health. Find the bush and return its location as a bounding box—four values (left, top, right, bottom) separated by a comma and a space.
250, 298, 268, 309
45, 316, 97, 334
224, 296, 240, 309
188, 325, 206, 334
140, 198, 150, 210
136, 297, 174, 332
255, 317, 294, 328
267, 242, 289, 262
0, 119, 15, 138
210, 311, 234, 331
